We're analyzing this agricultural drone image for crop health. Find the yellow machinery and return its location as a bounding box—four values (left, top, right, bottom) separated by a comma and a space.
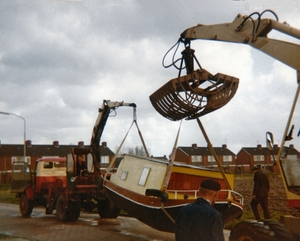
150, 9, 300, 240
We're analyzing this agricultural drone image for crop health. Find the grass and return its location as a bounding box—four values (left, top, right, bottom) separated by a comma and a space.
0, 184, 19, 204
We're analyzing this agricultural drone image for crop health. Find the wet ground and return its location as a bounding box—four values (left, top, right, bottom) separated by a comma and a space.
0, 203, 173, 241
0, 203, 230, 241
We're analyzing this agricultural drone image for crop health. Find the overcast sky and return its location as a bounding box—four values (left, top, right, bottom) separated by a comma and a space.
1, 0, 300, 157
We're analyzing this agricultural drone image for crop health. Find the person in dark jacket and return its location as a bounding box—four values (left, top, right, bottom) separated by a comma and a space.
250, 166, 271, 220
175, 179, 224, 241
76, 154, 87, 176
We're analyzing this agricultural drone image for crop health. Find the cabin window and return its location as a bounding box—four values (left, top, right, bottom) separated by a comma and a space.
120, 171, 128, 180
54, 162, 66, 168
44, 162, 53, 169
87, 153, 94, 172
67, 153, 73, 172
138, 167, 150, 186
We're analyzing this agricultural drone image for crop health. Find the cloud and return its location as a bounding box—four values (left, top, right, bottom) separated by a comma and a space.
0, 0, 299, 156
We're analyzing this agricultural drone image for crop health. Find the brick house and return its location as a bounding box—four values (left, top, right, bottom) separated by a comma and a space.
236, 144, 300, 173
174, 143, 236, 172
0, 140, 115, 184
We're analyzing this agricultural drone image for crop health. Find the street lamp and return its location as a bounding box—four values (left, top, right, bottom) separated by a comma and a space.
0, 111, 26, 162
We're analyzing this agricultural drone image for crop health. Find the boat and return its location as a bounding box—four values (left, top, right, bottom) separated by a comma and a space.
103, 47, 244, 233
104, 154, 243, 233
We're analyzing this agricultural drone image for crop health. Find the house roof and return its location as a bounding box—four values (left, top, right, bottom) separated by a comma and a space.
240, 147, 273, 156
239, 144, 300, 156
0, 144, 115, 157
178, 145, 235, 156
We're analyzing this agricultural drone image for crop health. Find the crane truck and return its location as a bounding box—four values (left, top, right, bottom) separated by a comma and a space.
10, 100, 136, 222
161, 9, 300, 241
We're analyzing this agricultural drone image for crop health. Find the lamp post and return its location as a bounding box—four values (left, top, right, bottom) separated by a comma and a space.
0, 112, 26, 162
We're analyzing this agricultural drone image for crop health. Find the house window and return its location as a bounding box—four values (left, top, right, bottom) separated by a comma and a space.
11, 156, 31, 165
120, 171, 128, 180
191, 156, 202, 163
286, 155, 297, 160
101, 156, 109, 163
138, 167, 150, 186
254, 155, 264, 162
208, 156, 215, 162
223, 156, 232, 162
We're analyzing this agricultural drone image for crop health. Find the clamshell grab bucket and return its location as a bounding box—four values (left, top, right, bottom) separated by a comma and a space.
149, 69, 239, 121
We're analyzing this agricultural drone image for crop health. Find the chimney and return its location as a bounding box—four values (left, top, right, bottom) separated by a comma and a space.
78, 141, 84, 147
53, 141, 59, 147
102, 141, 107, 147
222, 144, 227, 149
26, 140, 32, 146
257, 144, 262, 149
192, 143, 197, 148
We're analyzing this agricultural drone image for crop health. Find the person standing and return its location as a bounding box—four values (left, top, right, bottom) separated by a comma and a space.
250, 166, 271, 220
175, 179, 224, 241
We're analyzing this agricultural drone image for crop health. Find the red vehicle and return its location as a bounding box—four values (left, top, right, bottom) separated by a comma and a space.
10, 100, 136, 222
11, 157, 69, 217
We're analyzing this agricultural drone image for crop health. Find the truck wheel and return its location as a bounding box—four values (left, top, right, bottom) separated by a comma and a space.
263, 220, 296, 241
56, 195, 81, 222
19, 193, 33, 217
97, 198, 120, 218
229, 220, 295, 241
56, 194, 71, 222
229, 220, 276, 241
69, 201, 81, 221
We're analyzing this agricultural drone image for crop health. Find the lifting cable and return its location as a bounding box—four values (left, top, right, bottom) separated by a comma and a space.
104, 107, 149, 180
133, 107, 150, 158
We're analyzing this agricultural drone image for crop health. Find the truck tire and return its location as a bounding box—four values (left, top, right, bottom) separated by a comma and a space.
19, 193, 33, 217
97, 198, 120, 218
56, 194, 72, 222
263, 220, 296, 241
56, 194, 81, 222
69, 201, 81, 221
229, 220, 296, 241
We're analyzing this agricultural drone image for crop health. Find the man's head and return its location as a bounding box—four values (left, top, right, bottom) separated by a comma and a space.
77, 155, 83, 163
199, 179, 221, 205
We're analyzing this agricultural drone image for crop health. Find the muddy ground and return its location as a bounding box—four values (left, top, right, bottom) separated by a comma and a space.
234, 174, 295, 215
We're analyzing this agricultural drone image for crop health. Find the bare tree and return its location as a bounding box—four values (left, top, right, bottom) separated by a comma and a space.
115, 145, 148, 156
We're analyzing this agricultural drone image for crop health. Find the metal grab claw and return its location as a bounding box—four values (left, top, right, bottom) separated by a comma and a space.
149, 69, 239, 121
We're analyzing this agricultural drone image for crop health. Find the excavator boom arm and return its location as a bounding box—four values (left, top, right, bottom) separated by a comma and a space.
181, 13, 300, 78
90, 100, 136, 163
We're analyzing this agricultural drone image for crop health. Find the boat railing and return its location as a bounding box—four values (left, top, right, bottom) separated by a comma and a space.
167, 189, 199, 199
166, 189, 244, 205
220, 189, 244, 205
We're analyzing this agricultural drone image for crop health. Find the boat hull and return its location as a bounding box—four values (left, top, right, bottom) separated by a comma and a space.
105, 180, 243, 233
